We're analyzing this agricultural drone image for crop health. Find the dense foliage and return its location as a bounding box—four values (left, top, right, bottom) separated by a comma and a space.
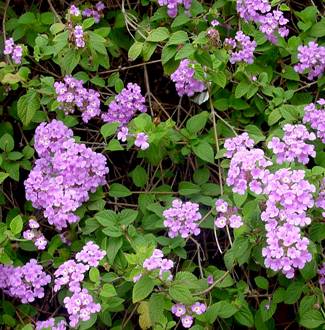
0, 0, 325, 329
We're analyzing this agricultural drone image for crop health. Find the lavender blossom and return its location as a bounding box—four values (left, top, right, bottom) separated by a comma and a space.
303, 99, 325, 142
101, 83, 147, 126
158, 0, 192, 18
224, 31, 256, 64
171, 59, 206, 97
163, 199, 202, 238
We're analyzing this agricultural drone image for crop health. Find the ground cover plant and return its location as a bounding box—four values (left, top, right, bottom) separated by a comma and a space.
0, 0, 325, 329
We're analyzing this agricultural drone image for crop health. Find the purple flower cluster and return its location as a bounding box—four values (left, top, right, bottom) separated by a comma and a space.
134, 132, 150, 150
73, 25, 85, 48
318, 262, 325, 287
101, 83, 147, 126
54, 76, 101, 123
69, 5, 80, 16
23, 219, 47, 250
224, 31, 256, 64
142, 249, 174, 280
171, 59, 206, 97
54, 241, 105, 293
0, 259, 51, 303
54, 241, 105, 327
83, 2, 105, 23
294, 42, 325, 80
157, 0, 192, 18
171, 302, 206, 328
76, 241, 107, 267
3, 38, 23, 64
163, 199, 202, 238
225, 134, 272, 195
36, 318, 67, 330
236, 0, 289, 43
25, 120, 108, 230
64, 288, 101, 327
261, 169, 315, 278
303, 99, 325, 142
267, 124, 316, 165
54, 260, 90, 293
215, 199, 243, 229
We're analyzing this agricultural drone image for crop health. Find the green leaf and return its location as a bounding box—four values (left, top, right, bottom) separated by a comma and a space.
0, 172, 9, 184
147, 27, 169, 42
107, 139, 124, 151
167, 31, 189, 45
88, 31, 107, 55
130, 166, 148, 188
192, 141, 215, 163
211, 71, 227, 88
128, 41, 143, 61
169, 285, 195, 305
109, 183, 132, 198
142, 42, 158, 61
106, 237, 123, 264
89, 267, 100, 282
10, 215, 23, 235
179, 182, 200, 196
300, 310, 325, 329
119, 209, 138, 226
254, 276, 269, 290
18, 12, 36, 25
268, 108, 282, 126
171, 14, 190, 28
203, 301, 238, 323
309, 223, 325, 242
132, 275, 155, 303
50, 23, 65, 34
175, 44, 195, 60
0, 134, 14, 152
100, 284, 117, 298
309, 20, 325, 37
186, 111, 209, 134
245, 125, 265, 143
100, 122, 119, 138
17, 91, 40, 126
60, 49, 80, 74
235, 80, 250, 98
234, 303, 254, 327
83, 18, 95, 30
284, 280, 304, 304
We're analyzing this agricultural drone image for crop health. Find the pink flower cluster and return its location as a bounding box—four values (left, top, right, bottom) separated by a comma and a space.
267, 124, 316, 164
73, 25, 85, 48
0, 259, 51, 303
261, 169, 315, 278
142, 249, 174, 280
101, 83, 147, 126
3, 38, 23, 64
171, 302, 206, 328
294, 42, 325, 80
163, 199, 202, 238
236, 0, 289, 43
64, 289, 101, 328
157, 0, 192, 18
36, 318, 67, 330
303, 99, 325, 143
225, 134, 272, 195
54, 241, 105, 327
54, 241, 106, 292
171, 59, 206, 97
224, 31, 256, 64
215, 199, 243, 229
25, 120, 108, 230
117, 128, 150, 150
69, 5, 80, 16
54, 76, 101, 123
83, 2, 105, 23
23, 219, 47, 250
